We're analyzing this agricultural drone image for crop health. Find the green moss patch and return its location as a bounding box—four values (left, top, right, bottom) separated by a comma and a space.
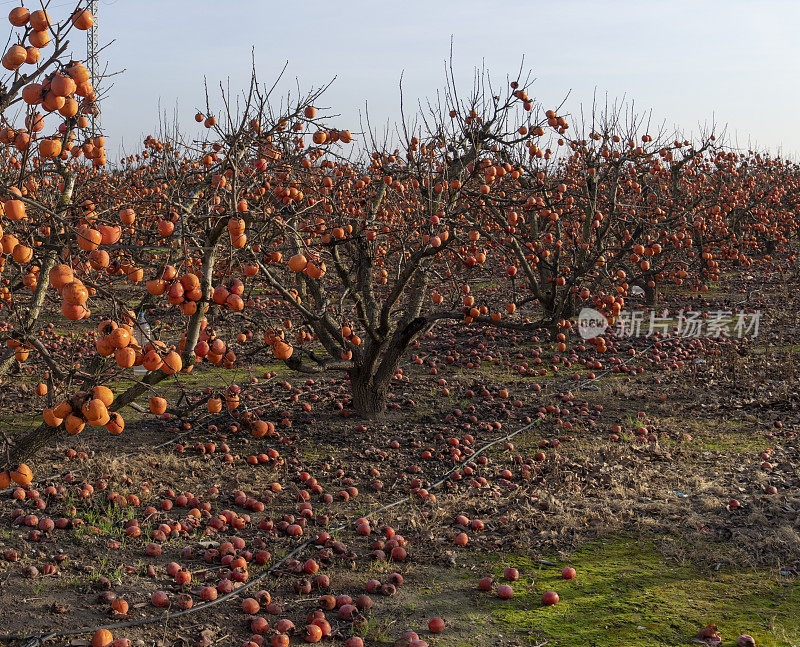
485, 536, 800, 646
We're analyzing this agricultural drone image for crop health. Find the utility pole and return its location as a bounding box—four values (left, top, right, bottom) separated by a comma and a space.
87, 0, 100, 136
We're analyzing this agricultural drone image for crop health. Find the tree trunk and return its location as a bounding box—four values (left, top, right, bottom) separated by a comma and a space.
0, 354, 16, 377
2, 423, 61, 472
349, 370, 390, 419
559, 292, 575, 319
644, 282, 658, 307
540, 289, 572, 332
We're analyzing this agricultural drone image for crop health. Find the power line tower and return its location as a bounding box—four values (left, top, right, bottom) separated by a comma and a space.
87, 0, 100, 136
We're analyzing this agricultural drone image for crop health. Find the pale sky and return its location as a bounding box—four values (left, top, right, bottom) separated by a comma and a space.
26, 0, 800, 160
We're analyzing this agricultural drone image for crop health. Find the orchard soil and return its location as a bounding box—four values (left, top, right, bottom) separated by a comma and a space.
1, 265, 800, 647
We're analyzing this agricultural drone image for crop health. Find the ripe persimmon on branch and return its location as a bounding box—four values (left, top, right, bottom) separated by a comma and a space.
0, 2, 103, 376
0, 3, 110, 479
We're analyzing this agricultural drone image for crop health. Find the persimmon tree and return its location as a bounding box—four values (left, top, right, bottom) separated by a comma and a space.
2, 55, 799, 485
0, 67, 342, 472
168, 69, 571, 417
